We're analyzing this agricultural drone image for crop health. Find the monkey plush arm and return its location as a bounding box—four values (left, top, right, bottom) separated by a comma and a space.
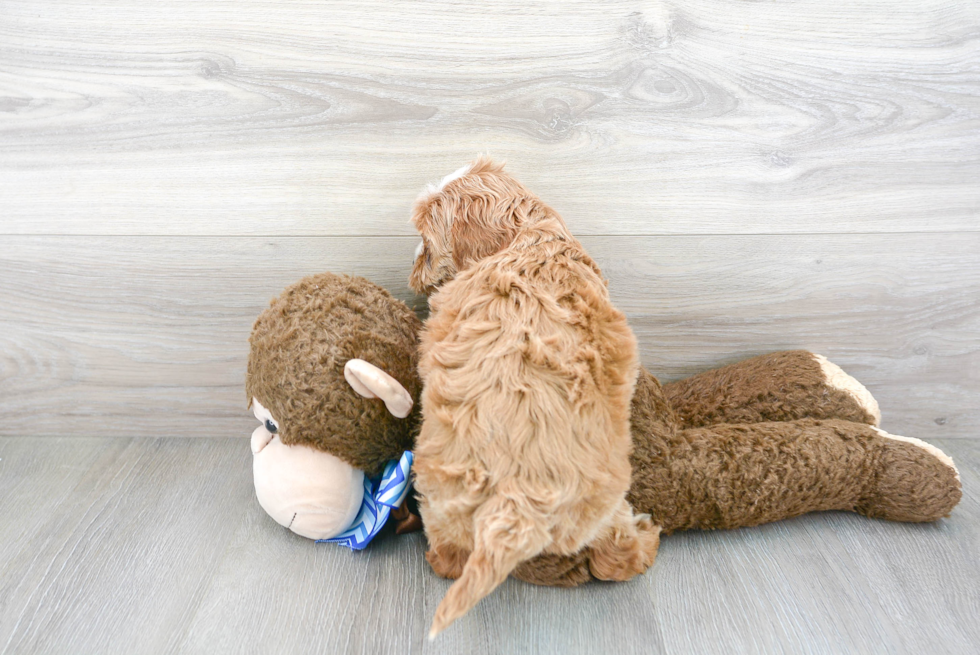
662, 350, 881, 429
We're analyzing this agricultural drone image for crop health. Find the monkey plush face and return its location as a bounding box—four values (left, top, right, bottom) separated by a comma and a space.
245, 273, 423, 542
250, 396, 367, 539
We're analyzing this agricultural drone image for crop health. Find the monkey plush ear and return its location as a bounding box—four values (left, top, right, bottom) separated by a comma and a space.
344, 359, 414, 418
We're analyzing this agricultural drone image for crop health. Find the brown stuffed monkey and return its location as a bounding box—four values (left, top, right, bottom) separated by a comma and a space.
244, 275, 960, 569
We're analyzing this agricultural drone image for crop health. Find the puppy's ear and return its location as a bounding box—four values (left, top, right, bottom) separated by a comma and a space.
409, 195, 450, 294
449, 195, 520, 271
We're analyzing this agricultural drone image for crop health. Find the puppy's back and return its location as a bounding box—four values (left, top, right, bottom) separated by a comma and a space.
417, 225, 638, 636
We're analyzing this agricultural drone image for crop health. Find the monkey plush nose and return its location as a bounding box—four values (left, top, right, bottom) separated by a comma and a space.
251, 424, 274, 454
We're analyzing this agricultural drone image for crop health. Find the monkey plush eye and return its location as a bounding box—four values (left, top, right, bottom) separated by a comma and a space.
251, 397, 280, 435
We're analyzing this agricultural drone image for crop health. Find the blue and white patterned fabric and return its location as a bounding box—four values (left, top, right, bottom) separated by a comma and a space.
317, 450, 414, 551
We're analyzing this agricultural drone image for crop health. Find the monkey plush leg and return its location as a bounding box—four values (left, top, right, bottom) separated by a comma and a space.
512, 550, 593, 588
627, 418, 961, 532
662, 350, 880, 429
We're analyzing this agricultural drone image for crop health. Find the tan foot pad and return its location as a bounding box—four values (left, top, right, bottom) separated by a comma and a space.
872, 426, 960, 481
815, 354, 882, 426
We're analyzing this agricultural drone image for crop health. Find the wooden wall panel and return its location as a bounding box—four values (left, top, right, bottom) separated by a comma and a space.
1, 0, 978, 236
0, 0, 976, 443
1, 234, 976, 440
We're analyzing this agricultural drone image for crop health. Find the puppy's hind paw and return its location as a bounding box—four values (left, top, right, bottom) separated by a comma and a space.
634, 515, 662, 571
425, 543, 471, 580
588, 513, 661, 582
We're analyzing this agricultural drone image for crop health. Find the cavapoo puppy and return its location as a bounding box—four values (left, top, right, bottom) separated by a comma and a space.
409, 157, 661, 638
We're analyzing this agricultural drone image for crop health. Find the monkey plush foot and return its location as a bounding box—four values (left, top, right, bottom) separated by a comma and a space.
859, 427, 961, 522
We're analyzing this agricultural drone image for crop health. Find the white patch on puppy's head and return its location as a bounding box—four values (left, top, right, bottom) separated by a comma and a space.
418, 163, 474, 202
437, 164, 472, 190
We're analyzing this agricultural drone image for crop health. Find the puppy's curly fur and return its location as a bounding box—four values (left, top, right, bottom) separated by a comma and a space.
409, 158, 660, 637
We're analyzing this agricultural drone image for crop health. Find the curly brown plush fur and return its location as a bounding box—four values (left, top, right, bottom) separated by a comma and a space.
664, 350, 879, 428
246, 273, 422, 476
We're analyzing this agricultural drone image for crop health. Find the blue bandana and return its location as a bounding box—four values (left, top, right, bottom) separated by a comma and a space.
317, 450, 414, 550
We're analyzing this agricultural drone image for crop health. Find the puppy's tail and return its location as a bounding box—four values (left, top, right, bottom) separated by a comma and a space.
428, 495, 551, 639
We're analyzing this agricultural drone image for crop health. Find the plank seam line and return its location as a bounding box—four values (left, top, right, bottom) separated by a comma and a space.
4, 231, 980, 238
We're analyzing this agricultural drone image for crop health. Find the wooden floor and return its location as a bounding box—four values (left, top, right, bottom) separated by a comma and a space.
0, 436, 977, 654
1, 1, 978, 653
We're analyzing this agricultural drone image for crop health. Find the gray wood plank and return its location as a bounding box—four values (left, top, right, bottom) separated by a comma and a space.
0, 236, 427, 440
0, 437, 123, 627
604, 234, 980, 440
1, 0, 978, 236
177, 484, 668, 655
0, 437, 252, 655
0, 437, 976, 654
2, 234, 977, 440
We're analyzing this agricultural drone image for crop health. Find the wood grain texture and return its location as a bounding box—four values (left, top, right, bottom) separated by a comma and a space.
0, 436, 976, 654
0, 438, 254, 654
1, 234, 976, 440
1, 0, 978, 235
2, 2, 976, 651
